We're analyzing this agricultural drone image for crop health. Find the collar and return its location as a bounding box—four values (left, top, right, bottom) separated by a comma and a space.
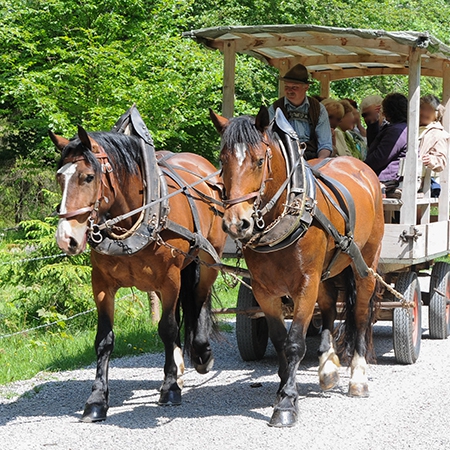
284, 96, 309, 110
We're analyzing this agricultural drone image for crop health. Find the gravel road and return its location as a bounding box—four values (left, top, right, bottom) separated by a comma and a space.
1, 314, 450, 450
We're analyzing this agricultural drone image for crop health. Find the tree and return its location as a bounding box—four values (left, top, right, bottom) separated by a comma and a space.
0, 0, 449, 225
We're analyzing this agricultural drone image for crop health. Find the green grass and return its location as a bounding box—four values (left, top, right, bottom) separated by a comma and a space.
0, 225, 243, 385
0, 302, 163, 385
0, 269, 241, 386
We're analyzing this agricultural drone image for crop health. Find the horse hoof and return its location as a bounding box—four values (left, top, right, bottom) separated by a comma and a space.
268, 408, 298, 428
158, 388, 182, 406
194, 355, 214, 374
320, 371, 340, 391
80, 403, 108, 423
348, 382, 369, 398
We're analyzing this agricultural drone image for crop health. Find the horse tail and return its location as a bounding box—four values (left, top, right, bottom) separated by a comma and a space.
179, 260, 216, 362
337, 265, 379, 365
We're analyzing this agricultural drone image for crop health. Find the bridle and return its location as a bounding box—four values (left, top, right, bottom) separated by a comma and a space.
57, 149, 114, 243
222, 137, 305, 232
222, 145, 273, 229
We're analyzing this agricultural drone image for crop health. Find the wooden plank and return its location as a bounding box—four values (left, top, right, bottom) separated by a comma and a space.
222, 40, 236, 118
427, 221, 449, 256
232, 33, 413, 57
439, 63, 450, 222
400, 47, 421, 225
381, 223, 427, 260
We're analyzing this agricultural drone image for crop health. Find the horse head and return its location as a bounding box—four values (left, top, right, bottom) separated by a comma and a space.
210, 106, 283, 241
50, 126, 110, 255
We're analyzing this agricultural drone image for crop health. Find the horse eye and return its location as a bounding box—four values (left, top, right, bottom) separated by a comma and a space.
257, 158, 264, 168
85, 174, 95, 183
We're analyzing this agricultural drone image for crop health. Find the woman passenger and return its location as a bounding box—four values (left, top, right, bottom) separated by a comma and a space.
365, 93, 408, 194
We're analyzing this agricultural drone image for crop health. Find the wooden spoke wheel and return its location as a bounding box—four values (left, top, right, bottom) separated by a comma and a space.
429, 262, 450, 339
236, 278, 268, 361
393, 271, 422, 364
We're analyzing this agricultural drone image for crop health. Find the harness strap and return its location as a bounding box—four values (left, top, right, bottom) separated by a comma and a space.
160, 165, 202, 234
312, 168, 356, 235
164, 219, 222, 264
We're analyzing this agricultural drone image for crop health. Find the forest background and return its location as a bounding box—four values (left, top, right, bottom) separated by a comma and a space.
0, 0, 449, 383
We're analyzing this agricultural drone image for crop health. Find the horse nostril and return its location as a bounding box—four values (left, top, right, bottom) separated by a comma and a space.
69, 237, 78, 250
241, 219, 251, 231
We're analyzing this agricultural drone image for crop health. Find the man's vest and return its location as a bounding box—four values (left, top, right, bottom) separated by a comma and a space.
272, 96, 321, 160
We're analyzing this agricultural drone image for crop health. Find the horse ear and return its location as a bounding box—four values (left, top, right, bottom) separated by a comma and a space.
77, 125, 102, 153
255, 106, 270, 133
48, 130, 70, 152
209, 109, 229, 134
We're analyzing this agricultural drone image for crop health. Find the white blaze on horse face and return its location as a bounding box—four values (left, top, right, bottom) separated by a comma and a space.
234, 143, 247, 167
57, 162, 78, 215
55, 161, 88, 255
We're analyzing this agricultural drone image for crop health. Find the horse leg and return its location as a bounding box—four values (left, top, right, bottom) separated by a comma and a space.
317, 280, 340, 391
81, 275, 117, 422
254, 277, 320, 428
189, 253, 219, 374
158, 271, 185, 406
348, 272, 377, 398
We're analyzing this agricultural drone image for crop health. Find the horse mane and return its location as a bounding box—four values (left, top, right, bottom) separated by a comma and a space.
57, 132, 142, 182
221, 115, 273, 154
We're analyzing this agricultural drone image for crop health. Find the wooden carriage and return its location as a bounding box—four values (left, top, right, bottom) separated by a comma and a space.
184, 25, 450, 364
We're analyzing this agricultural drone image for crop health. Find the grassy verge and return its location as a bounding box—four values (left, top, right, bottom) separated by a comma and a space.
0, 271, 241, 386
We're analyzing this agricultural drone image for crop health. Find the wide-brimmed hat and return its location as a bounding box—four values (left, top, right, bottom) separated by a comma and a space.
280, 64, 312, 84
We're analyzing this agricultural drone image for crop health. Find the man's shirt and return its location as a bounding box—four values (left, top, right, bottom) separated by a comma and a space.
268, 97, 333, 154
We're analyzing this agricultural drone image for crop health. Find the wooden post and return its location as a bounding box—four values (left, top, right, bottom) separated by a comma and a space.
400, 47, 421, 225
438, 63, 450, 223
319, 74, 330, 99
222, 40, 236, 118
148, 291, 160, 324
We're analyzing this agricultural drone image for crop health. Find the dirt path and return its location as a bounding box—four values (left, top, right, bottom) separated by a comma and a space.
1, 316, 449, 450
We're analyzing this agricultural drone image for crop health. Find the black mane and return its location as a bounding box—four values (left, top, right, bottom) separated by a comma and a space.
57, 131, 142, 181
221, 115, 270, 153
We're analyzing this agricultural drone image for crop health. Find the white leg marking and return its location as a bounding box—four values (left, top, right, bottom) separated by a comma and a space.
350, 351, 368, 385
318, 334, 340, 390
174, 346, 185, 389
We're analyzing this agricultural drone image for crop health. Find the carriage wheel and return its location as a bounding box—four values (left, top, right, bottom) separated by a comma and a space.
392, 271, 422, 364
236, 278, 269, 361
429, 262, 450, 339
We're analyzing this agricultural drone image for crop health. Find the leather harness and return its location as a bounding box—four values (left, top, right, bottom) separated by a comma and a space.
61, 105, 222, 263
241, 109, 370, 280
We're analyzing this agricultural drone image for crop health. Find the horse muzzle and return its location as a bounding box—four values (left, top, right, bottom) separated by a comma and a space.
56, 219, 88, 255
222, 214, 255, 241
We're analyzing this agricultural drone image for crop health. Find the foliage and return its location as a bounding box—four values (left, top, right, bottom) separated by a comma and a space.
1, 0, 450, 225
0, 219, 92, 333
1, 0, 450, 383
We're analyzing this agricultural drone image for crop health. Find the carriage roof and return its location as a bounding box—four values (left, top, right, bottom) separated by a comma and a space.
184, 24, 450, 271
183, 24, 450, 80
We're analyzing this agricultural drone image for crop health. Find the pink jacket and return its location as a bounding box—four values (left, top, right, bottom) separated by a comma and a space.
418, 122, 449, 172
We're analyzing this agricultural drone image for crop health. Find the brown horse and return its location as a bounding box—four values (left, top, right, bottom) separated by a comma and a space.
211, 107, 384, 427
50, 126, 226, 422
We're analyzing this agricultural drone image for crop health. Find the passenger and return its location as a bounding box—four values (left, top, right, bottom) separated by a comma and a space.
360, 95, 384, 147
322, 99, 345, 156
334, 100, 362, 159
343, 98, 367, 138
418, 95, 449, 197
365, 93, 408, 195
344, 98, 368, 159
268, 64, 333, 160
